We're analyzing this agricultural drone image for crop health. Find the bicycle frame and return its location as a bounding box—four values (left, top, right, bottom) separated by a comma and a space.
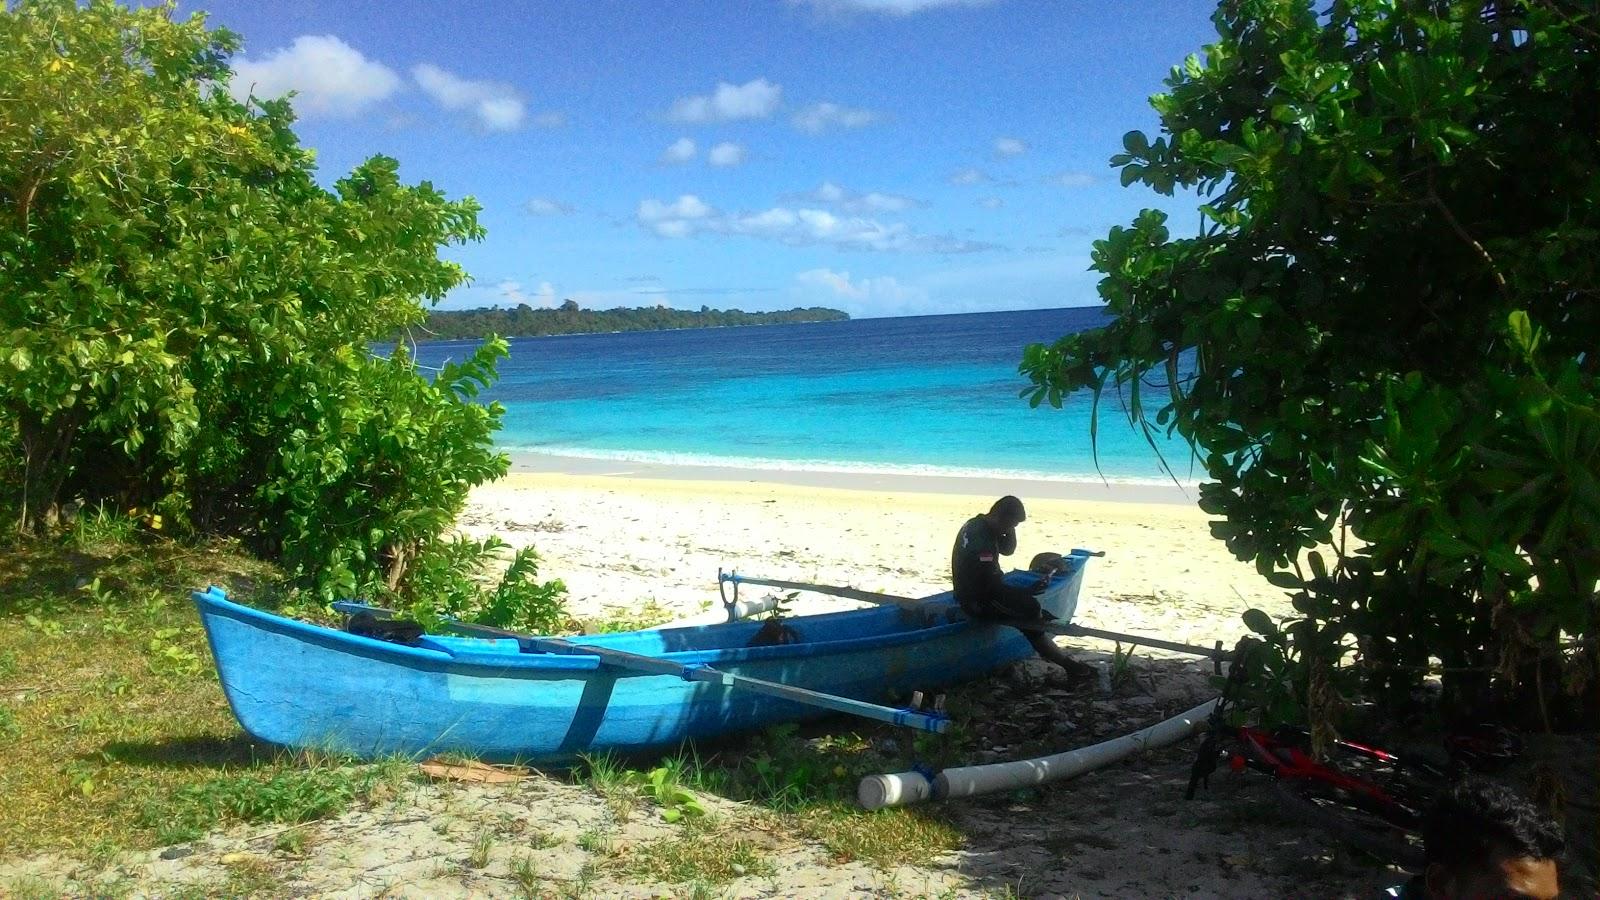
1226, 724, 1432, 826
1186, 638, 1444, 825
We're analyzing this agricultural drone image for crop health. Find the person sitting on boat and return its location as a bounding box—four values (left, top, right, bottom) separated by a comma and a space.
951, 496, 1095, 682
1384, 778, 1562, 899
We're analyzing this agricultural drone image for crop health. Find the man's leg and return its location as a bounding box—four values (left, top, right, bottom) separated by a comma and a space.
994, 587, 1096, 682
1022, 630, 1097, 681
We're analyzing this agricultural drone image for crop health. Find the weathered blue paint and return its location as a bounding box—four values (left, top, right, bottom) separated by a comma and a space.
194, 553, 1090, 763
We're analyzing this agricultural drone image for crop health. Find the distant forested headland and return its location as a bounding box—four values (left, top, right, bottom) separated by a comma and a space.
411, 302, 849, 341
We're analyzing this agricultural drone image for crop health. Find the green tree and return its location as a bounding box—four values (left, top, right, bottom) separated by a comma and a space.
1, 1, 562, 622
1023, 0, 1598, 727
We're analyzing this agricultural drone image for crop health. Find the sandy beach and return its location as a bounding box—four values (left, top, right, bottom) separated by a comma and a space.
463, 457, 1284, 657
15, 463, 1588, 898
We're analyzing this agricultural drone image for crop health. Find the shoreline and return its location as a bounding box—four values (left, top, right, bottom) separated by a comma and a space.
506, 450, 1201, 506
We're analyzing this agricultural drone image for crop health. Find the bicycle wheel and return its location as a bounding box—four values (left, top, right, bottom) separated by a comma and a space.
1272, 777, 1426, 869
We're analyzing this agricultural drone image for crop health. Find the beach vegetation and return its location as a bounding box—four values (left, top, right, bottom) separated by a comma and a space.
625, 759, 710, 823
272, 825, 312, 856
1024, 0, 1600, 730
0, 0, 567, 628
468, 828, 495, 868
621, 819, 773, 884
414, 303, 849, 342
511, 854, 541, 897
797, 804, 963, 866
0, 533, 425, 855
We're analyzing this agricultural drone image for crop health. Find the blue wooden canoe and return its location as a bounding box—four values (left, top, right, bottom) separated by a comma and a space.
194, 552, 1091, 764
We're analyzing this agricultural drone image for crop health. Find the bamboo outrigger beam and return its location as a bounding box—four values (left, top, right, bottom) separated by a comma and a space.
719, 571, 1228, 664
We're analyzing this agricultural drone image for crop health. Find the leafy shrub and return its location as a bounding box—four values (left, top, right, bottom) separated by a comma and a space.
402, 535, 571, 634
250, 340, 512, 603
1022, 0, 1599, 728
0, 1, 568, 626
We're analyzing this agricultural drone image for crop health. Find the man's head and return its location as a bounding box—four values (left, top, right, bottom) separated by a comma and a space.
1422, 779, 1562, 900
987, 495, 1026, 528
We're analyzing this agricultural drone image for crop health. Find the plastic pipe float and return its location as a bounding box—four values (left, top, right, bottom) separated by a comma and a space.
857, 697, 1219, 810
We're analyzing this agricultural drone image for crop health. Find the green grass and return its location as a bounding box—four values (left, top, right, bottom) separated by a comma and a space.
568, 727, 970, 872
510, 853, 541, 897
575, 827, 615, 856
575, 751, 641, 818
141, 756, 413, 845
622, 820, 773, 884
273, 826, 312, 856
468, 828, 495, 869
0, 533, 410, 855
2, 530, 975, 877
797, 804, 963, 866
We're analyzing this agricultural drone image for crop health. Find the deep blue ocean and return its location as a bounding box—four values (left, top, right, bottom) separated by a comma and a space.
406, 307, 1198, 485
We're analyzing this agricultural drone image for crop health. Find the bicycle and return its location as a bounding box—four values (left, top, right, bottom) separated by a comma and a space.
1184, 638, 1521, 869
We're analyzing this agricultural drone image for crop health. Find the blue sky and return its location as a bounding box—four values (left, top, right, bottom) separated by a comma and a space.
184, 0, 1219, 317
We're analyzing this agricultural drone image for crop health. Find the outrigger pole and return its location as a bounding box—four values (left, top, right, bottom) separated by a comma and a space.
332, 602, 950, 735
718, 569, 1228, 666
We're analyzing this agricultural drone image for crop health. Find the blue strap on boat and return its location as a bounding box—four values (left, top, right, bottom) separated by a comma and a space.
681, 663, 710, 682
893, 708, 948, 732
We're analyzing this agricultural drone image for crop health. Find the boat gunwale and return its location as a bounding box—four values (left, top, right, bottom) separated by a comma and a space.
194, 567, 1082, 676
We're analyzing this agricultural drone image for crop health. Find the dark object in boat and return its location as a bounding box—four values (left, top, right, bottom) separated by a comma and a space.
1029, 552, 1070, 575
748, 616, 800, 647
346, 610, 424, 646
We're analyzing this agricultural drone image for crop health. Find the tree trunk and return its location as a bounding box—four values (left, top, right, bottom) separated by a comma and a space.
14, 406, 79, 536
384, 541, 413, 593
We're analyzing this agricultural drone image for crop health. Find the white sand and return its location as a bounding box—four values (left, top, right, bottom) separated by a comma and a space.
460, 471, 1287, 655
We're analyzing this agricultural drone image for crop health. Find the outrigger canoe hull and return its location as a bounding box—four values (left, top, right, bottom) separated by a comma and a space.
194, 555, 1089, 764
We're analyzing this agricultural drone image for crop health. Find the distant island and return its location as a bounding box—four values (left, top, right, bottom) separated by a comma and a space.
409, 301, 850, 341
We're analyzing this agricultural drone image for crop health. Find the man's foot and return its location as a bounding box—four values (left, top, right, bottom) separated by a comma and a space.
1056, 658, 1097, 685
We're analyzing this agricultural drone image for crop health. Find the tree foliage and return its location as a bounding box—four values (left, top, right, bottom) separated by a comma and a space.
0, 0, 564, 623
413, 304, 849, 342
1023, 0, 1599, 727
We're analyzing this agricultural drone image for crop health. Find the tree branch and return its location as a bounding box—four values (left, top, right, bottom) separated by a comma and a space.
1427, 170, 1509, 299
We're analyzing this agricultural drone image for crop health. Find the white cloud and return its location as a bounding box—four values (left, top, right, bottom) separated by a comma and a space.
229, 35, 401, 118
660, 137, 697, 164
707, 141, 748, 167
635, 195, 991, 253
1047, 171, 1097, 188
790, 181, 922, 214
413, 63, 526, 131
497, 279, 560, 308
794, 268, 927, 315
978, 197, 1004, 209
637, 195, 716, 238
792, 102, 878, 134
993, 136, 1028, 157
949, 167, 990, 185
525, 198, 574, 216
792, 0, 999, 15
531, 111, 568, 128
667, 78, 782, 124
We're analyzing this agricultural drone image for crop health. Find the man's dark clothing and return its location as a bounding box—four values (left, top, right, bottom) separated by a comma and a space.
952, 514, 1043, 620
951, 513, 1090, 678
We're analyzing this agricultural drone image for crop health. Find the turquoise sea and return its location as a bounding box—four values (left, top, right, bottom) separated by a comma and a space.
407, 307, 1199, 485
